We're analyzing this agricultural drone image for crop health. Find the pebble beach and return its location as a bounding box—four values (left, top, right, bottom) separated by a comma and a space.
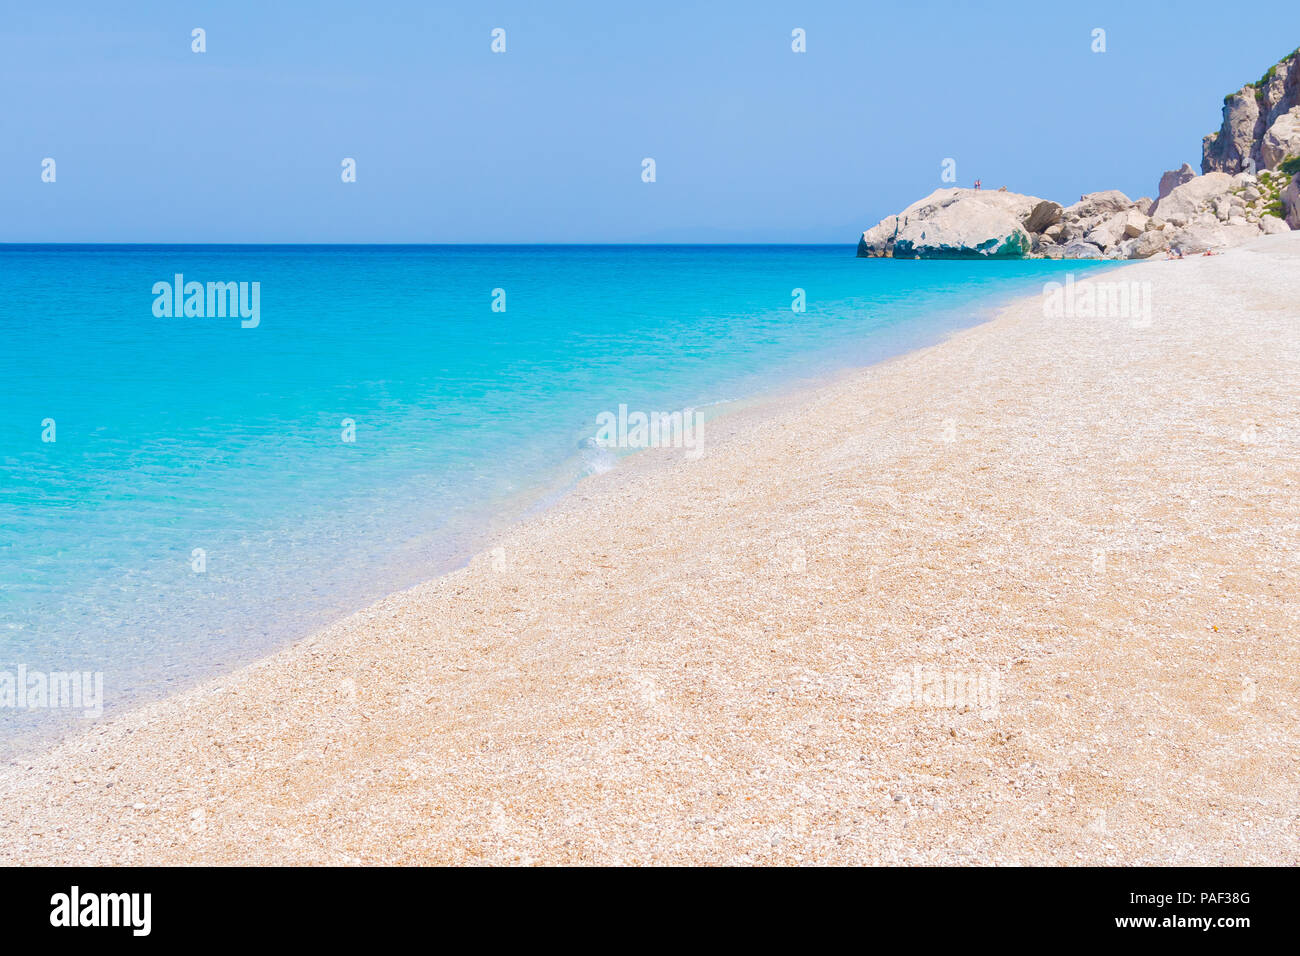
2, 234, 1297, 865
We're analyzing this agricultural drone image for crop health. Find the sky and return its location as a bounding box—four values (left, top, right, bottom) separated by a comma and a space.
4, 1, 1299, 243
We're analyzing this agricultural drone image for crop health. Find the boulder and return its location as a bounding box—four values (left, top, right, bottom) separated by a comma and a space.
1083, 209, 1148, 249
1057, 240, 1105, 259
1261, 107, 1300, 170
1168, 219, 1260, 254
1152, 172, 1236, 225
1112, 237, 1140, 259
1168, 221, 1227, 254
1157, 163, 1196, 200
1023, 200, 1063, 233
893, 209, 1031, 259
1132, 230, 1171, 258
1120, 209, 1149, 237
1260, 214, 1292, 234
1063, 190, 1137, 221
1084, 216, 1122, 249
857, 188, 1038, 258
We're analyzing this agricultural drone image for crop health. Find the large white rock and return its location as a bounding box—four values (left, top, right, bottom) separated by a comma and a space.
1120, 209, 1149, 237
1260, 214, 1292, 234
1062, 190, 1137, 221
1152, 172, 1236, 226
1168, 218, 1261, 254
858, 188, 1037, 258
1261, 108, 1300, 170
1167, 221, 1228, 254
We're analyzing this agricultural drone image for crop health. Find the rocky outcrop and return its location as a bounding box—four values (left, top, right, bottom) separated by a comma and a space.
1260, 108, 1300, 169
858, 171, 1292, 260
1204, 88, 1263, 174
857, 45, 1300, 260
860, 187, 1178, 260
1157, 163, 1196, 200
1199, 47, 1300, 234
1040, 190, 1172, 259
857, 188, 1036, 258
1203, 47, 1300, 174
1151, 172, 1238, 225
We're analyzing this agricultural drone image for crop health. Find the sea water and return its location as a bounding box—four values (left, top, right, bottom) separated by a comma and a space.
0, 244, 1111, 753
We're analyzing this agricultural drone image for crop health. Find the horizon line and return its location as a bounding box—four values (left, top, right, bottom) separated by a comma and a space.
0, 241, 855, 248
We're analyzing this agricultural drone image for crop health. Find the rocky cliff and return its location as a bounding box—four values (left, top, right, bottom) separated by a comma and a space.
859, 47, 1300, 259
1204, 47, 1300, 174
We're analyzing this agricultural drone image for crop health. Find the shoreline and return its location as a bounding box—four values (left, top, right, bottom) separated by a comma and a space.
1, 259, 1102, 761
3, 237, 1297, 864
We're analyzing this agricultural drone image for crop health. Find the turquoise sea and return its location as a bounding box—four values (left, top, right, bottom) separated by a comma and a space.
0, 244, 1110, 753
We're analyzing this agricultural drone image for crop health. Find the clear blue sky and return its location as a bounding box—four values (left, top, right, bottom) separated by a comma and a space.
4, 1, 1298, 243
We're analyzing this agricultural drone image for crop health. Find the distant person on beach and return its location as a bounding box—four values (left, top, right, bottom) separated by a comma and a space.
973, 180, 981, 190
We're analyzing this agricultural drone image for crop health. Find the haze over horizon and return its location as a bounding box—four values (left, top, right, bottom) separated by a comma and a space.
5, 0, 1299, 243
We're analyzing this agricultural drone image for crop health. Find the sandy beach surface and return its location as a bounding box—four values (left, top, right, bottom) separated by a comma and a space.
3, 236, 1298, 866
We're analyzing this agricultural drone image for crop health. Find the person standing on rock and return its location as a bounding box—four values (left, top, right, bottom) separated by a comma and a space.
973, 179, 981, 191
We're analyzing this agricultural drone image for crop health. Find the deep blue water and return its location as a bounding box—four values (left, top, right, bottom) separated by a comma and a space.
0, 244, 1109, 752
